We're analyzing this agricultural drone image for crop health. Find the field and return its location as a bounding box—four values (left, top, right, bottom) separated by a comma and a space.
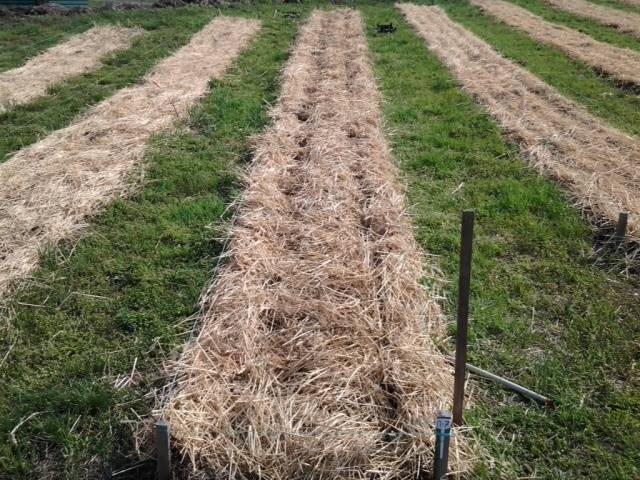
0, 1, 639, 479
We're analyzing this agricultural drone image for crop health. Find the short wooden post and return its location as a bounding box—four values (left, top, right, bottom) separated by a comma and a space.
433, 410, 452, 480
614, 212, 629, 245
453, 210, 474, 426
155, 419, 171, 480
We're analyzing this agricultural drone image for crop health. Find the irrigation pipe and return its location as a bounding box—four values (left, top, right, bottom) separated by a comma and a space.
446, 356, 554, 407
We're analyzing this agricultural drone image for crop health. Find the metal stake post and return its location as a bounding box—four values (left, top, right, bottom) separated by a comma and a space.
433, 410, 452, 480
155, 419, 171, 480
453, 210, 474, 426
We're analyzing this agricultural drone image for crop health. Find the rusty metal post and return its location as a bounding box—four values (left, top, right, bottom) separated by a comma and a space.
453, 210, 474, 426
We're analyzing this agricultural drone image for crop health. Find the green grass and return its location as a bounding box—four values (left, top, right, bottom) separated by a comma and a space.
0, 4, 301, 478
505, 0, 640, 52
434, 0, 640, 137
363, 4, 640, 478
0, 7, 217, 161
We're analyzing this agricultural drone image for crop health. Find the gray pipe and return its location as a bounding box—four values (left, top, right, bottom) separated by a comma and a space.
447, 356, 554, 408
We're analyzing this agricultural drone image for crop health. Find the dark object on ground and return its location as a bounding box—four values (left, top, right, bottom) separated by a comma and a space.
377, 23, 397, 33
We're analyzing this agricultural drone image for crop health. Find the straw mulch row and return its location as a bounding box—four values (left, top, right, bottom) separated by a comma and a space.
163, 9, 468, 479
398, 4, 640, 240
0, 25, 144, 113
543, 0, 640, 38
0, 16, 260, 300
471, 0, 640, 86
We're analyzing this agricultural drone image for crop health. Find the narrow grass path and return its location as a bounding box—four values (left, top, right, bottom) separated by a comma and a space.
430, 0, 640, 137
0, 7, 214, 162
363, 4, 640, 478
506, 0, 640, 51
0, 6, 300, 478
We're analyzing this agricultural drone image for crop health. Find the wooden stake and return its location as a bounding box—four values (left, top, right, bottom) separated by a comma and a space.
453, 210, 474, 426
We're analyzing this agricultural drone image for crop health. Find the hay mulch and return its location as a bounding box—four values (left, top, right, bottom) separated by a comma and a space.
543, 0, 640, 38
398, 4, 640, 240
0, 16, 260, 300
471, 0, 640, 86
0, 25, 144, 113
162, 8, 470, 479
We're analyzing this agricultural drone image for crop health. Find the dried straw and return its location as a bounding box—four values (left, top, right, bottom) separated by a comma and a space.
543, 0, 640, 38
471, 0, 640, 86
0, 16, 260, 299
398, 4, 640, 239
163, 9, 470, 479
0, 25, 144, 113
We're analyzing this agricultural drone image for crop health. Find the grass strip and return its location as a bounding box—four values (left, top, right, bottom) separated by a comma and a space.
437, 0, 640, 137
363, 4, 640, 478
0, 5, 299, 478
